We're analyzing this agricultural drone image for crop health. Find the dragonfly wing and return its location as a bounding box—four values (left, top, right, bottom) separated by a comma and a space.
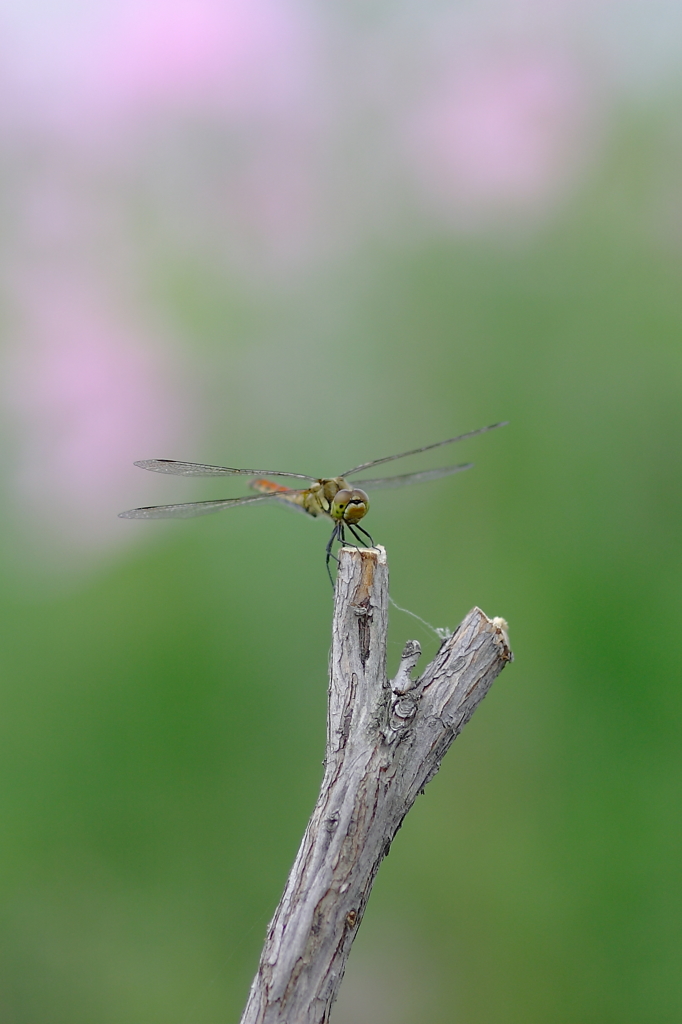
272, 495, 311, 516
342, 421, 507, 477
119, 492, 289, 519
355, 463, 473, 490
134, 459, 316, 482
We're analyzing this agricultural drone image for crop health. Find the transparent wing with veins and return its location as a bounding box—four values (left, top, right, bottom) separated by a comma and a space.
352, 463, 473, 490
119, 460, 314, 519
134, 459, 316, 481
119, 491, 300, 520
342, 421, 507, 477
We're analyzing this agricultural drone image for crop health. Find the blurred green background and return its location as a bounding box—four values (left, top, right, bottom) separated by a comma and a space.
1, 3, 681, 1022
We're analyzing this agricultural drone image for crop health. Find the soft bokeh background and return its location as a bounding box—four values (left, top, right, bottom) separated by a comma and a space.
1, 2, 681, 1021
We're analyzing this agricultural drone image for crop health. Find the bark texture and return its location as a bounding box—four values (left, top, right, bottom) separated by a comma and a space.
240, 545, 512, 1024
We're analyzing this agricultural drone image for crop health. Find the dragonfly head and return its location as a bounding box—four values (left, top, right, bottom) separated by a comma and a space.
331, 488, 370, 524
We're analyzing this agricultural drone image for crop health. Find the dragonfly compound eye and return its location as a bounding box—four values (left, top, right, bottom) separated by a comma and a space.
331, 489, 352, 521
343, 489, 369, 524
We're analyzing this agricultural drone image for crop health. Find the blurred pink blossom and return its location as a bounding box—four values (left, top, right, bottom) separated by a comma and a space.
0, 0, 326, 330
405, 46, 593, 224
3, 270, 189, 557
1, 0, 320, 136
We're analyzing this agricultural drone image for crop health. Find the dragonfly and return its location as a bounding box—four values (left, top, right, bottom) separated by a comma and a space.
119, 422, 507, 581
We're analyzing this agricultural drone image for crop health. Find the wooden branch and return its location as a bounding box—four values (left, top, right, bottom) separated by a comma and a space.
239, 545, 512, 1024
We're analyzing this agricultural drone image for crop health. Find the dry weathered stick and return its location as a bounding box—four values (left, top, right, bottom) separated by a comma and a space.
239, 545, 512, 1024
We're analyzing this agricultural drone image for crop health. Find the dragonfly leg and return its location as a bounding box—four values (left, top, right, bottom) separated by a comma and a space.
345, 524, 365, 548
326, 522, 373, 585
348, 523, 375, 548
326, 523, 341, 585
340, 522, 364, 553
339, 523, 361, 552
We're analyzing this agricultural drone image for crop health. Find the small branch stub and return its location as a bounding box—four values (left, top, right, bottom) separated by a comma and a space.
239, 546, 512, 1024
